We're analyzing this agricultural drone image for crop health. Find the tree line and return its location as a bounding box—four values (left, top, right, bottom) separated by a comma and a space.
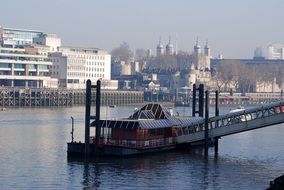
213, 60, 284, 93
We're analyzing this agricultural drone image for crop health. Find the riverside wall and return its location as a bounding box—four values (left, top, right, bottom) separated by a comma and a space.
0, 87, 144, 107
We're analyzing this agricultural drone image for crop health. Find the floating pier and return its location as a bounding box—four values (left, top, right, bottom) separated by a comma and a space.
67, 81, 284, 157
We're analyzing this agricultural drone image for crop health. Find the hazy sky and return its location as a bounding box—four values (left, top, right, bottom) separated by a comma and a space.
1, 0, 283, 58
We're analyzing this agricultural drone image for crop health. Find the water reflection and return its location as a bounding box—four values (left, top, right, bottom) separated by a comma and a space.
67, 149, 275, 189
82, 162, 101, 190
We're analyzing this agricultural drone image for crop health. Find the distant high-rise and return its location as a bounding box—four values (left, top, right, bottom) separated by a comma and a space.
253, 47, 264, 60
268, 43, 284, 59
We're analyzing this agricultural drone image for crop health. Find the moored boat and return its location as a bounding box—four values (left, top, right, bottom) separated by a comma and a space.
229, 105, 251, 122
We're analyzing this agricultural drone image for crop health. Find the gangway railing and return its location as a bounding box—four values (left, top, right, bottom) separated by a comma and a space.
177, 101, 284, 144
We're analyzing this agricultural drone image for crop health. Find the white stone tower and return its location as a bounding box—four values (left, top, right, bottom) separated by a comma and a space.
166, 37, 174, 56
156, 38, 164, 57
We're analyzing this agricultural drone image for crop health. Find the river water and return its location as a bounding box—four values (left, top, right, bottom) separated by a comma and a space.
0, 105, 283, 189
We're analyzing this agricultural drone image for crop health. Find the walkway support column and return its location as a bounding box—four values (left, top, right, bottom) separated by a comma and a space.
214, 138, 219, 155
85, 80, 92, 156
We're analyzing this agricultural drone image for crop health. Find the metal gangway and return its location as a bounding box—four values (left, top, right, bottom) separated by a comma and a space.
177, 101, 284, 144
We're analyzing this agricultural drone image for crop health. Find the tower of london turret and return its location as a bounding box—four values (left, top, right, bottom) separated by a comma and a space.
204, 41, 211, 69
193, 39, 211, 71
156, 38, 164, 56
166, 38, 175, 56
156, 37, 176, 56
194, 39, 202, 55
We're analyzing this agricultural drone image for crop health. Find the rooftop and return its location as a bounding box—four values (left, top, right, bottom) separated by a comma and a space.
91, 103, 204, 129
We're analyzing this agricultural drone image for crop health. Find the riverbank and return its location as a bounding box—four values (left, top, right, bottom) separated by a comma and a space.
0, 87, 143, 107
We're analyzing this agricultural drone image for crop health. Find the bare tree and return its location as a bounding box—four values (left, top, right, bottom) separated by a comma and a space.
212, 71, 225, 91
215, 59, 284, 93
111, 42, 134, 63
215, 60, 241, 91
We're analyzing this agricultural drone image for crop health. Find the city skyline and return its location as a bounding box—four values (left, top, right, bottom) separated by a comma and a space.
1, 0, 284, 58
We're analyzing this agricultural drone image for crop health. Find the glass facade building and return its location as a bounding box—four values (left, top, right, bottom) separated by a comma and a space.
0, 27, 43, 47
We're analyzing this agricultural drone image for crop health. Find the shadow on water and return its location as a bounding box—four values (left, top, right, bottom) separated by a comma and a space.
66, 148, 274, 190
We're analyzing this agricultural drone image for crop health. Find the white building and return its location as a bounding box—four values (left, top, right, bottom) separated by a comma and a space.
0, 46, 57, 88
49, 47, 113, 89
268, 43, 284, 59
255, 78, 281, 93
120, 61, 132, 75
33, 34, 61, 53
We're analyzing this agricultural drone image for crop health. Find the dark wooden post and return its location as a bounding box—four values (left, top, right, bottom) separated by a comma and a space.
85, 80, 92, 156
204, 90, 209, 157
214, 90, 219, 154
192, 84, 196, 117
71, 116, 74, 143
199, 84, 204, 117
95, 80, 101, 148
215, 90, 219, 117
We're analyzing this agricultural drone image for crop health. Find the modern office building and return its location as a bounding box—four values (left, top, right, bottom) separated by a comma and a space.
0, 46, 57, 88
0, 25, 115, 89
0, 26, 43, 47
0, 26, 57, 88
49, 47, 114, 89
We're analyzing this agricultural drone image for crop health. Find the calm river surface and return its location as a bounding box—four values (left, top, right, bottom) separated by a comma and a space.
0, 105, 284, 189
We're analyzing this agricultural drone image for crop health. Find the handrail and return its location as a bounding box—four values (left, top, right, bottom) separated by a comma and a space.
90, 137, 175, 149
209, 100, 284, 123
184, 101, 284, 134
